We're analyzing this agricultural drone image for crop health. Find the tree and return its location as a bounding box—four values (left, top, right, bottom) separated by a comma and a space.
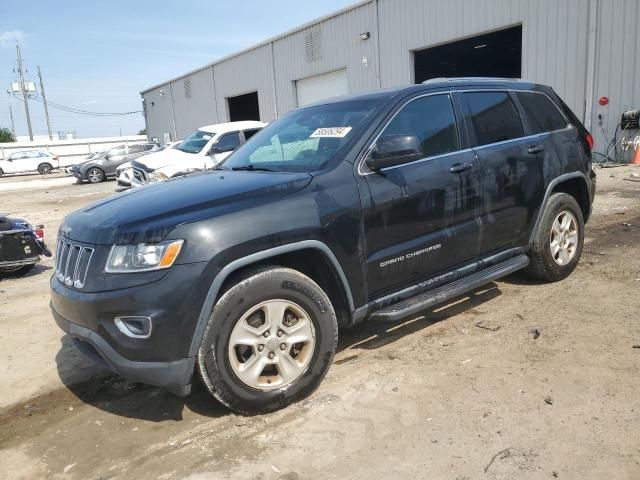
138, 128, 147, 136
0, 127, 16, 143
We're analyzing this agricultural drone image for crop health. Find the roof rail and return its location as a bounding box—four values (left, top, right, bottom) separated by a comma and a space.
422, 76, 522, 84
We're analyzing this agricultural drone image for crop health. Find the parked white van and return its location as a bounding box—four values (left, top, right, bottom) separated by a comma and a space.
130, 121, 266, 187
0, 150, 60, 176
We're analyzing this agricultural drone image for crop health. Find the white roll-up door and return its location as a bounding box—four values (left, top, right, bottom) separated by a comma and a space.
296, 69, 348, 107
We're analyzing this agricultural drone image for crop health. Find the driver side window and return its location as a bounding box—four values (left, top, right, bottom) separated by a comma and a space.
215, 132, 241, 152
382, 94, 459, 160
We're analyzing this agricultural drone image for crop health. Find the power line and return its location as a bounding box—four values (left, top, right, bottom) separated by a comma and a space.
11, 93, 142, 116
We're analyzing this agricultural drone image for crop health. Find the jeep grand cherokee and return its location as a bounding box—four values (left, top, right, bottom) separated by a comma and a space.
51, 78, 596, 414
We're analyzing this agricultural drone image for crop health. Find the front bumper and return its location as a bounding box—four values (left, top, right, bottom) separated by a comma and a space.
50, 261, 209, 393
0, 257, 39, 267
52, 306, 194, 395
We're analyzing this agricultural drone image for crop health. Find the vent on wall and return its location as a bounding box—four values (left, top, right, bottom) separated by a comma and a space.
304, 28, 322, 63
184, 78, 192, 99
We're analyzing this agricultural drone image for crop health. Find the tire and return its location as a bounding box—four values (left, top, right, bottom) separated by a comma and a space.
0, 264, 36, 279
197, 267, 338, 414
37, 163, 52, 175
86, 167, 105, 184
526, 192, 584, 282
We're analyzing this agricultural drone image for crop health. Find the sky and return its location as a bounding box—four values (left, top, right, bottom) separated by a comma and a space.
0, 0, 356, 139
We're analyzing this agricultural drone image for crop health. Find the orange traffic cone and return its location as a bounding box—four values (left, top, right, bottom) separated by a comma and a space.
632, 146, 640, 165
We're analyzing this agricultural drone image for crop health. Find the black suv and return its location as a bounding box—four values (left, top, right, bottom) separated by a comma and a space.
51, 78, 596, 414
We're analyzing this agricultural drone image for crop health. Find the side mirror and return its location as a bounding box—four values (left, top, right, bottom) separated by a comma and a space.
366, 135, 423, 170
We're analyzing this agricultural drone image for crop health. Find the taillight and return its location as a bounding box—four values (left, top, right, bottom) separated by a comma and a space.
34, 227, 44, 241
586, 133, 594, 151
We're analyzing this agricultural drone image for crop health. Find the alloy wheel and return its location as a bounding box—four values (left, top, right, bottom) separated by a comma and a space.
228, 299, 316, 391
549, 210, 578, 265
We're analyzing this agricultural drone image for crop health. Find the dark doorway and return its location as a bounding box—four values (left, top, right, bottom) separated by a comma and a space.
227, 91, 260, 121
414, 25, 522, 83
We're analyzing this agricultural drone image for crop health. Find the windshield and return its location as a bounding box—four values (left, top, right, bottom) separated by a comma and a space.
221, 99, 384, 173
176, 129, 214, 154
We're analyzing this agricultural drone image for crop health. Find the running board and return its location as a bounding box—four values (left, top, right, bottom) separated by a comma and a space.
368, 254, 529, 323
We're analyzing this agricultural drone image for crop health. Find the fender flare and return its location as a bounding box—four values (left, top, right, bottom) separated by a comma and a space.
529, 171, 591, 243
187, 240, 354, 357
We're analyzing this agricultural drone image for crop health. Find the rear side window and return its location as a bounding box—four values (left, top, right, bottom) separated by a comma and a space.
515, 91, 569, 134
461, 92, 524, 146
382, 94, 459, 158
244, 129, 261, 141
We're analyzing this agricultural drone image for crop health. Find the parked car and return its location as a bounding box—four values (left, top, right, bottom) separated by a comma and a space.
116, 141, 181, 188
0, 214, 51, 278
0, 150, 59, 176
51, 78, 595, 414
70, 143, 157, 184
65, 150, 108, 174
130, 122, 265, 187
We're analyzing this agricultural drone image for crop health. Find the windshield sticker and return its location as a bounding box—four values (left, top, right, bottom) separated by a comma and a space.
310, 127, 352, 138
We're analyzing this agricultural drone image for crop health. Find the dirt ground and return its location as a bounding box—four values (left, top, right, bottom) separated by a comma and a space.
0, 167, 639, 480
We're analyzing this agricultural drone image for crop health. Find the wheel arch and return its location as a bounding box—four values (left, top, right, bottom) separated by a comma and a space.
188, 240, 354, 357
530, 172, 591, 243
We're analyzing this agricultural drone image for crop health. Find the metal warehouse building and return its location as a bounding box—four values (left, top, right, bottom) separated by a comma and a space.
141, 0, 640, 156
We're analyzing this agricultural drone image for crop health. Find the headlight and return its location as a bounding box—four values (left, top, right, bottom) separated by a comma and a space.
148, 171, 169, 182
105, 240, 183, 273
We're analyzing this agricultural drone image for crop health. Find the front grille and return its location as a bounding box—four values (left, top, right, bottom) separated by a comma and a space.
55, 238, 94, 289
132, 167, 148, 183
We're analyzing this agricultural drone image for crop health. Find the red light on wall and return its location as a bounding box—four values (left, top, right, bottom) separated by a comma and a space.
598, 96, 609, 106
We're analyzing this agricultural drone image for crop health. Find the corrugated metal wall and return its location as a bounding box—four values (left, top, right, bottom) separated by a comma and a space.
377, 0, 589, 120
142, 0, 639, 159
272, 1, 378, 114
212, 43, 277, 123
143, 86, 175, 143
589, 0, 640, 158
170, 67, 217, 139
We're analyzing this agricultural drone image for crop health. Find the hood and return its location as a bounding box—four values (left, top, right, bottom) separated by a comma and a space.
136, 149, 197, 171
60, 170, 312, 245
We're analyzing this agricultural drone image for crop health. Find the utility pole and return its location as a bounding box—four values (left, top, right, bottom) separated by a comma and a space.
9, 105, 16, 136
16, 42, 33, 141
37, 66, 53, 141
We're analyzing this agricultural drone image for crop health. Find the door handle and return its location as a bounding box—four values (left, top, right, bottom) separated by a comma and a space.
449, 162, 473, 174
528, 145, 545, 154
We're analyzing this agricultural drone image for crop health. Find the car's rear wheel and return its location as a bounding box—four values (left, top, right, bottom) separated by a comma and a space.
197, 267, 338, 414
86, 167, 105, 184
526, 192, 584, 282
37, 163, 52, 175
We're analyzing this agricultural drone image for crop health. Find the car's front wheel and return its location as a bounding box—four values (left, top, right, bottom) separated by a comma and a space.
197, 267, 338, 414
86, 167, 105, 184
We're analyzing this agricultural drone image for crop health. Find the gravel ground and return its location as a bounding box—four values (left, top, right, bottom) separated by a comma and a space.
0, 167, 639, 480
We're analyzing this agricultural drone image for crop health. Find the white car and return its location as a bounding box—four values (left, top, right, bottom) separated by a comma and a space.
0, 150, 60, 176
116, 141, 181, 188
130, 121, 266, 187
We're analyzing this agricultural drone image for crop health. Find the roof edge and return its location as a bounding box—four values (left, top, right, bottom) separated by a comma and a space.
140, 0, 372, 95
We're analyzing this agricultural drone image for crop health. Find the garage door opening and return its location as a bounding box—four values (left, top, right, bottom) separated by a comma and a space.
414, 25, 522, 83
296, 69, 348, 107
227, 91, 260, 122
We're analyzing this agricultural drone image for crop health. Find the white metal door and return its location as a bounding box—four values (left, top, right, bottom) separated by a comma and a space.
296, 69, 348, 107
